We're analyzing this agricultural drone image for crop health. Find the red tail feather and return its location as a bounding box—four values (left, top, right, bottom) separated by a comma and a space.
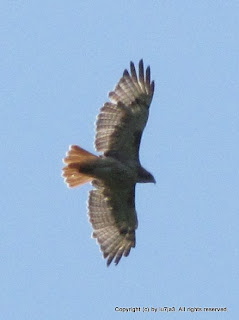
62, 145, 98, 188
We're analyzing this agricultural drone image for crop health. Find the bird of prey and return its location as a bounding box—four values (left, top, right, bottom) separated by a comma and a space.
62, 60, 155, 266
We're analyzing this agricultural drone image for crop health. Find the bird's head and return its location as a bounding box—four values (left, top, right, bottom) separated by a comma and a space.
137, 167, 156, 184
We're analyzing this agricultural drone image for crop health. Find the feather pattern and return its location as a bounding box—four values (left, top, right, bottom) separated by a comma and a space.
88, 181, 137, 266
95, 59, 154, 162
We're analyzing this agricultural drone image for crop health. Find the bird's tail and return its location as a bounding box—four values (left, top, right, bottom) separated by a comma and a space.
62, 145, 99, 188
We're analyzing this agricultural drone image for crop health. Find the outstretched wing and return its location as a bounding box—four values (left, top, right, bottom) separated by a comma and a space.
88, 180, 138, 266
95, 59, 154, 163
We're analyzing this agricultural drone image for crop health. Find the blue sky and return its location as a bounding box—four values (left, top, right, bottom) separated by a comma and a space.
1, 1, 238, 319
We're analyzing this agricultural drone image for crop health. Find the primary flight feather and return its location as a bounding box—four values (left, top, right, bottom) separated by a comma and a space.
62, 60, 155, 266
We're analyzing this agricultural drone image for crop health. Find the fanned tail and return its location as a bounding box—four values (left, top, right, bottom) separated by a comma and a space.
62, 145, 98, 188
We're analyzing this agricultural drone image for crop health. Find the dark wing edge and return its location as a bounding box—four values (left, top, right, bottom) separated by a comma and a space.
88, 182, 138, 266
94, 60, 155, 161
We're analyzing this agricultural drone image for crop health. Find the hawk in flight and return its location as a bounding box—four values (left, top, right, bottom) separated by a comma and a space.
62, 60, 155, 266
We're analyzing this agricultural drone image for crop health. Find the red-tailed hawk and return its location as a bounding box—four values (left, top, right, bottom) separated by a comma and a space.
62, 60, 155, 266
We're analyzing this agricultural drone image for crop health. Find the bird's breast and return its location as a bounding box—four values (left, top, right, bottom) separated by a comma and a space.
92, 157, 137, 185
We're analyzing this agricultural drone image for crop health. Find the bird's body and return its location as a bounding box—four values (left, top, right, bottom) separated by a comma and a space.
62, 60, 155, 266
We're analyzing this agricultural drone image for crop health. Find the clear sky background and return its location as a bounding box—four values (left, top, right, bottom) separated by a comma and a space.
1, 1, 238, 319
